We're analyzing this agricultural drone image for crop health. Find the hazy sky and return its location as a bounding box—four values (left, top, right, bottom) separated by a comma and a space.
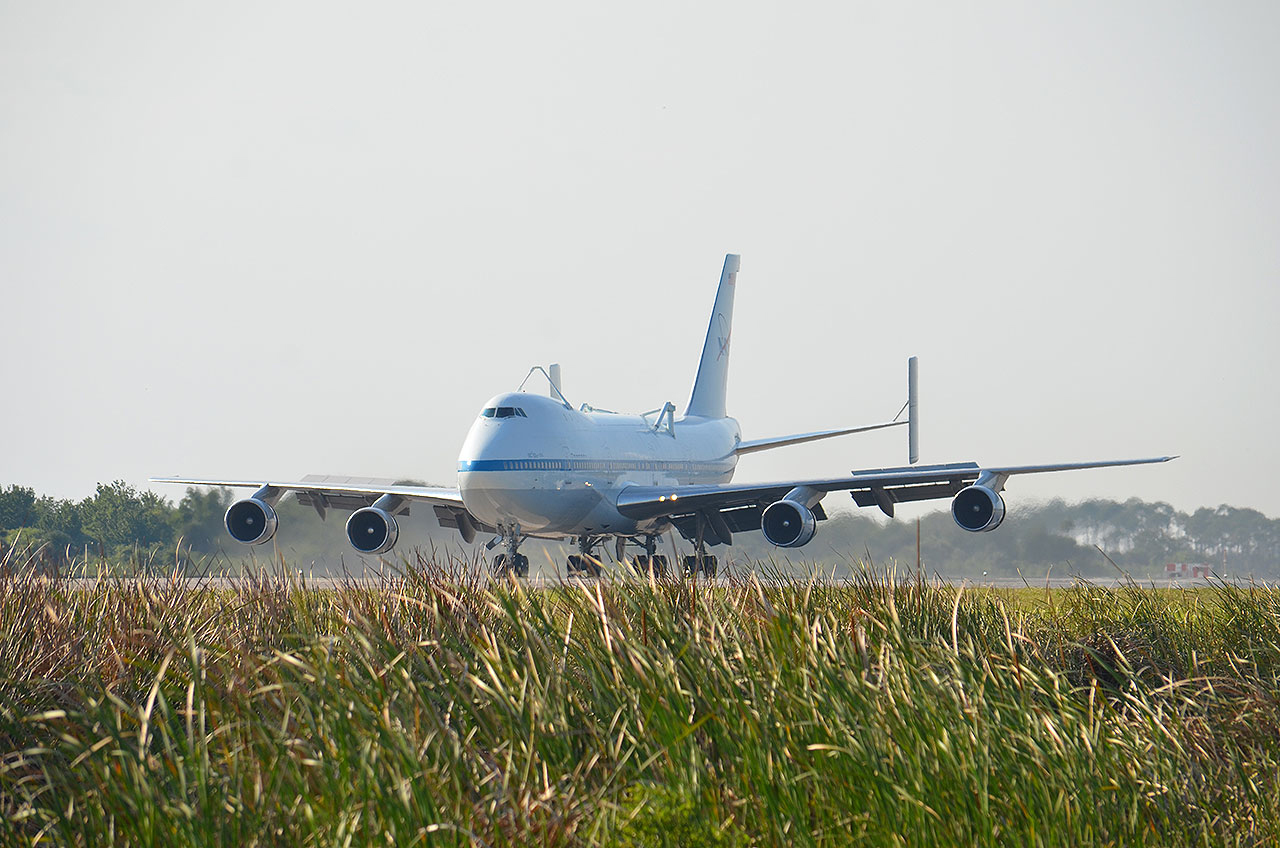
2, 2, 1278, 520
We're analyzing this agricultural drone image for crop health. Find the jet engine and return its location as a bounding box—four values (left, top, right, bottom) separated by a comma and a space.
346, 507, 400, 555
224, 498, 279, 545
761, 499, 817, 548
951, 485, 1006, 533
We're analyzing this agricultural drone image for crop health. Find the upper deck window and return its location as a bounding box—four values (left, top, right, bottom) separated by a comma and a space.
480, 407, 527, 419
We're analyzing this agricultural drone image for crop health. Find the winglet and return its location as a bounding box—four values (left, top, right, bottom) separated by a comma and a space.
685, 254, 740, 419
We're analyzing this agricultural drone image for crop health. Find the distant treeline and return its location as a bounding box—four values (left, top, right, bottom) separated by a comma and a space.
1, 482, 1277, 578
744, 499, 1280, 579
0, 482, 229, 569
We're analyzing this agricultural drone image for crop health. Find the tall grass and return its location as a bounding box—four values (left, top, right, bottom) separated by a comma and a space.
2, 546, 1279, 845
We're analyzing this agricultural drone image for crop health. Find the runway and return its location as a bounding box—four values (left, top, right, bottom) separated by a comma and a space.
48, 571, 1257, 592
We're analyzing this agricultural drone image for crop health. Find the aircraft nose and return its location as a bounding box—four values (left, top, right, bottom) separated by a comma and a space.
459, 412, 520, 467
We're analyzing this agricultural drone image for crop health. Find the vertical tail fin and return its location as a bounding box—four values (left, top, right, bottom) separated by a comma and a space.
684, 254, 740, 419
908, 356, 919, 464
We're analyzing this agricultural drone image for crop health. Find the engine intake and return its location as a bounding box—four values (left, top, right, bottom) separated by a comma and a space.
951, 485, 1006, 533
225, 498, 279, 545
346, 507, 400, 554
761, 499, 817, 548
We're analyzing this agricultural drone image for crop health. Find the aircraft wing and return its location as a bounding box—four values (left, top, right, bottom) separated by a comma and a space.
615, 456, 1177, 523
151, 475, 463, 507
148, 474, 493, 536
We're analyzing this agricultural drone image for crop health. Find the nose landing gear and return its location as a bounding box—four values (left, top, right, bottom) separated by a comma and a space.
491, 528, 529, 578
491, 552, 529, 578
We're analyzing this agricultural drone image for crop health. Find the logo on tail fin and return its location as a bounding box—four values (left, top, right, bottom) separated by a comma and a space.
716, 313, 731, 361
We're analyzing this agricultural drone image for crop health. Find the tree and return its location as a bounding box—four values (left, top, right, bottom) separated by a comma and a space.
36, 497, 87, 553
0, 485, 37, 532
79, 481, 173, 553
1016, 526, 1096, 573
172, 487, 233, 554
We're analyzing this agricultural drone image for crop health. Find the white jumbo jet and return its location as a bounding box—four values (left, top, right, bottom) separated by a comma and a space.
154, 255, 1173, 577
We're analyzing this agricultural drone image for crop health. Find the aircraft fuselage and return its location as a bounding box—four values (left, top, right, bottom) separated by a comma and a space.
457, 392, 739, 536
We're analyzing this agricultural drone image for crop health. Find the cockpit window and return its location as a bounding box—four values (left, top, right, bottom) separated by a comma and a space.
480, 407, 527, 419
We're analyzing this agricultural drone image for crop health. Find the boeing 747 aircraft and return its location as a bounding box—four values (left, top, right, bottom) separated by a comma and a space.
154, 255, 1173, 577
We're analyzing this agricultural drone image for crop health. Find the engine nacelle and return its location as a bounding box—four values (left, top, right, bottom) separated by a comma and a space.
224, 498, 279, 545
346, 507, 400, 554
951, 485, 1006, 533
761, 499, 818, 548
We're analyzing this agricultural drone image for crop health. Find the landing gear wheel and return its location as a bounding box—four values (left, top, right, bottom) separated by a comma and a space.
567, 554, 601, 578
683, 555, 718, 577
492, 552, 529, 578
633, 555, 668, 577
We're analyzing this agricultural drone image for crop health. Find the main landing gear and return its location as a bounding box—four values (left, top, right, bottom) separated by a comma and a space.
682, 551, 718, 577
615, 534, 668, 577
566, 535, 670, 579
567, 535, 603, 578
683, 516, 719, 577
489, 530, 719, 581
634, 535, 669, 578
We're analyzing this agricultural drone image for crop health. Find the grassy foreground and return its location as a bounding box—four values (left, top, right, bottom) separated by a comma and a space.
2, 555, 1280, 846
